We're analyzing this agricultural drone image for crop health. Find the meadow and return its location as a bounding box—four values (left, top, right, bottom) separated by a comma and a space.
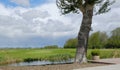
0, 48, 120, 64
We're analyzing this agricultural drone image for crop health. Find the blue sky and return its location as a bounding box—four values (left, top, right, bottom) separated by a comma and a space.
30, 0, 46, 7
0, 0, 18, 7
0, 0, 47, 7
0, 0, 120, 48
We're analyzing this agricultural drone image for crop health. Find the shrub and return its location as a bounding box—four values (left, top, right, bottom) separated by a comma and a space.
24, 58, 41, 62
91, 49, 100, 56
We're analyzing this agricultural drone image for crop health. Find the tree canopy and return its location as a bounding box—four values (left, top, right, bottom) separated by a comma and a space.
64, 38, 78, 48
88, 31, 108, 49
64, 27, 120, 49
106, 27, 120, 48
56, 0, 115, 15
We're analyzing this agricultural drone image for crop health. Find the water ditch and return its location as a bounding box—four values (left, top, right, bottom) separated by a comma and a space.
8, 59, 74, 66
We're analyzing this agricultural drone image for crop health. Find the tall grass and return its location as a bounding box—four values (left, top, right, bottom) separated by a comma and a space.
0, 48, 120, 64
87, 49, 120, 59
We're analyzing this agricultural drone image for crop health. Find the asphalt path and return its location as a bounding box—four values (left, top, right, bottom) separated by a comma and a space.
74, 64, 120, 70
74, 58, 120, 70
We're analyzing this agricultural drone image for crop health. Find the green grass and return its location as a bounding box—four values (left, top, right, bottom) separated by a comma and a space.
0, 49, 75, 64
0, 48, 120, 64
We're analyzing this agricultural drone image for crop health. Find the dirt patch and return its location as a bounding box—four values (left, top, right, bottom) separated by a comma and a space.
0, 63, 109, 70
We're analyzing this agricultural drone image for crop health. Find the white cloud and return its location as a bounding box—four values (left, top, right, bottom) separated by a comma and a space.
10, 0, 30, 7
21, 10, 50, 21
0, 3, 78, 38
92, 7, 120, 33
0, 1, 120, 47
0, 1, 120, 39
0, 4, 11, 15
112, 0, 120, 8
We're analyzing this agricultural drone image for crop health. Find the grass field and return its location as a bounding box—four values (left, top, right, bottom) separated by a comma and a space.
0, 48, 120, 64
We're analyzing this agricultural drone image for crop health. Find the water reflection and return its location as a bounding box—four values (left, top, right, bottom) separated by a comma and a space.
8, 60, 74, 66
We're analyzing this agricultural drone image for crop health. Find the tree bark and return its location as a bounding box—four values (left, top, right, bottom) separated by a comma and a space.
74, 5, 93, 63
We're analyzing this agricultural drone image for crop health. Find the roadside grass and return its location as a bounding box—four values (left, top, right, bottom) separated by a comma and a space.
0, 48, 120, 64
87, 49, 120, 59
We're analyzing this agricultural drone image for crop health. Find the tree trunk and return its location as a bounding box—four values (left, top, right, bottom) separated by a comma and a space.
74, 5, 93, 63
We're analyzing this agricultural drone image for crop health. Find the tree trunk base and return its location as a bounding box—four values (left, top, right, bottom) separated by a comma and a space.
74, 54, 88, 64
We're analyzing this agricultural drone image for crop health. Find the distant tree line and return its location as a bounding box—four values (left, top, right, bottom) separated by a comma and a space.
43, 45, 59, 49
64, 27, 120, 49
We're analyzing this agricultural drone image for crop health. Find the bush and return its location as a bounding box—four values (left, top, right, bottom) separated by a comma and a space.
24, 58, 41, 62
91, 49, 100, 56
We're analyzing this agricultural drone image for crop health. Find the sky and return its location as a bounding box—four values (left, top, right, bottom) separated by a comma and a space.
0, 0, 120, 48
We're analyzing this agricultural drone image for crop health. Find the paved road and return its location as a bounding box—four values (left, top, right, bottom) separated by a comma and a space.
89, 58, 120, 64
74, 58, 120, 70
74, 64, 120, 70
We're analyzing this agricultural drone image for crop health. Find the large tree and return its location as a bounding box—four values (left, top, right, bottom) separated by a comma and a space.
106, 27, 120, 48
64, 38, 77, 48
56, 0, 115, 63
88, 31, 108, 49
